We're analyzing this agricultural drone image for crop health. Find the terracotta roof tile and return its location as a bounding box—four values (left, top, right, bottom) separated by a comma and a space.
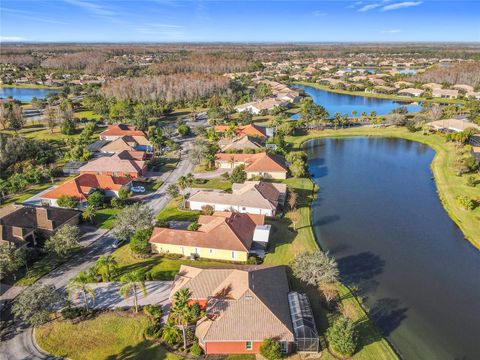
215, 152, 288, 173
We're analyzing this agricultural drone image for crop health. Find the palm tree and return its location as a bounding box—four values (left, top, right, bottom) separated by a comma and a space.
190, 98, 200, 121
82, 204, 97, 224
170, 289, 194, 350
119, 270, 146, 313
162, 322, 182, 346
67, 271, 95, 309
96, 255, 118, 282
174, 288, 192, 308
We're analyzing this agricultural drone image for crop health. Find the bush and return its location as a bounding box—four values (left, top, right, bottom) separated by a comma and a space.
456, 195, 476, 210
144, 304, 163, 322
61, 118, 76, 135
178, 124, 190, 137
260, 338, 282, 360
247, 256, 259, 265
144, 323, 162, 340
118, 187, 132, 200
188, 222, 200, 231
57, 195, 78, 209
467, 176, 477, 187
201, 205, 214, 215
60, 306, 89, 320
87, 190, 106, 209
130, 227, 153, 256
230, 164, 247, 183
110, 197, 124, 208
190, 341, 202, 356
326, 316, 358, 357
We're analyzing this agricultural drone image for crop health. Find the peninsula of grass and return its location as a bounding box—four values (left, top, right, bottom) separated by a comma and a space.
35, 312, 183, 360
295, 81, 466, 105
286, 126, 480, 250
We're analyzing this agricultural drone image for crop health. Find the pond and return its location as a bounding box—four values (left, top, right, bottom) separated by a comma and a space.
306, 137, 480, 360
0, 87, 59, 102
292, 85, 421, 118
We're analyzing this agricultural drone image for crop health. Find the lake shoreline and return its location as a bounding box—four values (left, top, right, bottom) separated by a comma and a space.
0, 84, 62, 90
289, 127, 480, 250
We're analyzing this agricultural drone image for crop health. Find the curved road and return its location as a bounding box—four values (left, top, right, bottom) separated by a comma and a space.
0, 138, 194, 360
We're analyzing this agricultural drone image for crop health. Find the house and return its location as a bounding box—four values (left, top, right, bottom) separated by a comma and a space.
40, 174, 132, 207
422, 82, 443, 90
432, 88, 459, 99
466, 91, 480, 100
100, 135, 153, 154
394, 81, 414, 89
426, 119, 480, 132
79, 150, 147, 178
453, 84, 474, 93
0, 204, 80, 247
215, 124, 267, 139
235, 98, 287, 115
398, 88, 424, 97
215, 152, 288, 180
99, 124, 146, 141
149, 212, 270, 261
218, 136, 265, 152
170, 265, 318, 354
188, 181, 287, 216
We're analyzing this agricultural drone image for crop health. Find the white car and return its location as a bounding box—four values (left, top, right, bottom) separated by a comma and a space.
131, 186, 146, 193
112, 239, 125, 248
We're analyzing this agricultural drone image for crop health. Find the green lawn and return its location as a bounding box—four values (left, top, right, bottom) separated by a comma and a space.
111, 244, 229, 280
96, 208, 120, 229
193, 178, 232, 191
156, 198, 200, 223
0, 84, 61, 89
287, 126, 480, 250
295, 81, 466, 105
35, 312, 183, 360
74, 110, 102, 120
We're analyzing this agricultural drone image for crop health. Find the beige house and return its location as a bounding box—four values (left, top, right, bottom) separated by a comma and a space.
100, 135, 153, 154
398, 88, 424, 97
149, 212, 269, 262
432, 88, 459, 99
235, 98, 287, 115
426, 119, 480, 132
188, 181, 287, 216
215, 152, 288, 180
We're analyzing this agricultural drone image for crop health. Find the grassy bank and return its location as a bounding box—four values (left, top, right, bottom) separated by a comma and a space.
0, 84, 62, 89
295, 81, 466, 105
35, 312, 182, 360
263, 178, 398, 360
287, 126, 480, 249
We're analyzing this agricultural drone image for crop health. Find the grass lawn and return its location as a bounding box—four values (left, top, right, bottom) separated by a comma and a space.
111, 244, 229, 280
193, 178, 232, 191
0, 84, 61, 89
156, 198, 200, 223
295, 81, 466, 105
75, 110, 101, 120
287, 126, 480, 249
96, 208, 120, 230
35, 312, 183, 360
0, 122, 102, 142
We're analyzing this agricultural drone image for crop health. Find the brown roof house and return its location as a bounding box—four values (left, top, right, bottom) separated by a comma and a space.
99, 124, 146, 141
218, 136, 265, 152
0, 204, 80, 247
170, 265, 318, 354
432, 88, 459, 99
149, 212, 271, 261
215, 152, 288, 180
214, 124, 267, 139
79, 150, 147, 178
188, 181, 287, 216
100, 135, 153, 154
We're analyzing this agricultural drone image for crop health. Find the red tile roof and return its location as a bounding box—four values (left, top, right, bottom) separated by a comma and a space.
100, 124, 146, 138
214, 124, 267, 138
42, 174, 131, 201
79, 152, 146, 175
215, 152, 287, 173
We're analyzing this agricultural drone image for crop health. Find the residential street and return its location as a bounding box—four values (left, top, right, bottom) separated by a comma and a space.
0, 137, 194, 360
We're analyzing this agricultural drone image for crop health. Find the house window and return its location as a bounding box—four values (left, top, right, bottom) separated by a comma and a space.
231, 251, 236, 259
242, 207, 246, 211
209, 249, 215, 254
195, 248, 200, 255
246, 341, 253, 350
280, 341, 288, 354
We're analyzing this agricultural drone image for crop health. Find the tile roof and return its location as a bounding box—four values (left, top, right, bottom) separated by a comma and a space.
215, 152, 287, 173
79, 152, 145, 174
214, 124, 267, 138
218, 136, 264, 152
100, 135, 151, 153
100, 124, 146, 137
41, 174, 131, 201
172, 265, 294, 342
149, 212, 265, 252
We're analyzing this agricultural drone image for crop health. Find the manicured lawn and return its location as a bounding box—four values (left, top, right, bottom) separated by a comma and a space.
193, 178, 232, 191
1, 122, 102, 142
74, 110, 101, 120
287, 126, 480, 250
295, 81, 466, 105
156, 198, 200, 223
96, 208, 120, 229
111, 244, 229, 280
35, 312, 182, 360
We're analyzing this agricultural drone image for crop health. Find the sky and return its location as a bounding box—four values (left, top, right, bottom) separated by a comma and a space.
0, 0, 479, 43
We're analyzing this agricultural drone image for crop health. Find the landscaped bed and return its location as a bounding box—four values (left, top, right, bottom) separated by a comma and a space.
35, 311, 182, 360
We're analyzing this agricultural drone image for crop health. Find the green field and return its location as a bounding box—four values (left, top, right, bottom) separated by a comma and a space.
287, 126, 480, 249
193, 178, 232, 191
296, 81, 466, 105
156, 198, 200, 223
35, 312, 183, 360
0, 84, 62, 89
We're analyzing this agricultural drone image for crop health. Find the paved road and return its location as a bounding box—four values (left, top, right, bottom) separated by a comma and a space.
0, 138, 194, 360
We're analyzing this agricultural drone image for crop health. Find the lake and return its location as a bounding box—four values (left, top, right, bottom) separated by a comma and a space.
0, 87, 59, 102
292, 84, 422, 117
306, 137, 480, 360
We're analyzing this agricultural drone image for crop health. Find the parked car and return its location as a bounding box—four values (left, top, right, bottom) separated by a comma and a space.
131, 186, 146, 193
112, 239, 125, 248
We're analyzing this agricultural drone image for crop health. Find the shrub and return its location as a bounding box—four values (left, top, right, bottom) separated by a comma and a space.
467, 176, 477, 187
230, 164, 247, 183
130, 227, 153, 256
144, 323, 162, 340
144, 304, 163, 322
247, 256, 259, 265
188, 222, 200, 231
87, 190, 106, 209
260, 338, 282, 360
60, 306, 89, 320
201, 205, 214, 215
326, 316, 358, 357
456, 195, 476, 210
190, 341, 202, 356
110, 197, 124, 208
60, 118, 76, 135
118, 187, 132, 200
178, 124, 190, 137
57, 195, 78, 209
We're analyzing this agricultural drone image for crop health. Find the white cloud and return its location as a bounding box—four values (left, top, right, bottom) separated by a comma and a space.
381, 1, 422, 11
381, 29, 402, 33
64, 0, 115, 16
358, 3, 383, 12
0, 36, 26, 42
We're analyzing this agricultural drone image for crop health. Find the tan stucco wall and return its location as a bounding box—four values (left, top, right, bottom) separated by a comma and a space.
247, 171, 287, 180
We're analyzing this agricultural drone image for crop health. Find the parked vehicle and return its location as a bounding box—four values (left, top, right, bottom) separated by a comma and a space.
112, 239, 125, 248
131, 186, 146, 193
